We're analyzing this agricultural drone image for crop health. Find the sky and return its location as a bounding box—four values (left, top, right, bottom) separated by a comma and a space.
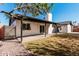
0, 3, 16, 25
53, 3, 79, 24
0, 3, 79, 25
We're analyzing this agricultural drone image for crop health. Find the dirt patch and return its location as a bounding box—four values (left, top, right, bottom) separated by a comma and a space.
0, 39, 33, 56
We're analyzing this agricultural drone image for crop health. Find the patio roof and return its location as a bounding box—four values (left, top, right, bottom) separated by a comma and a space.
12, 14, 56, 24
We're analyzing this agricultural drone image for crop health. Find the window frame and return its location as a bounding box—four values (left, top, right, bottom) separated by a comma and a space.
22, 23, 31, 30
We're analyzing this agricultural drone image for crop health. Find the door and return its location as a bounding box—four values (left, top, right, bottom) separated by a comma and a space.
40, 25, 45, 34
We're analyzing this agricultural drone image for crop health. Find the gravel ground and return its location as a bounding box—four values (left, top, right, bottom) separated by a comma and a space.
0, 39, 33, 56
0, 34, 53, 56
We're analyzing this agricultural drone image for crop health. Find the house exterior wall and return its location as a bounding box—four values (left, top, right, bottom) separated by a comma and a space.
22, 20, 45, 36
59, 24, 72, 33
16, 20, 21, 37
59, 25, 67, 33
48, 24, 54, 34
16, 20, 50, 37
67, 24, 72, 33
4, 19, 53, 39
4, 19, 73, 39
46, 13, 53, 34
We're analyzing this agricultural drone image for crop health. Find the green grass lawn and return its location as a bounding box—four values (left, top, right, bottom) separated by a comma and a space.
23, 33, 79, 56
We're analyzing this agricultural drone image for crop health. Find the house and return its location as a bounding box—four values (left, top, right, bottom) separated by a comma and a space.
4, 13, 56, 38
4, 13, 73, 39
56, 21, 73, 33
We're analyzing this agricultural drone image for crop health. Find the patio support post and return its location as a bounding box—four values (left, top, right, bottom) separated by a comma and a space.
21, 19, 23, 42
56, 23, 58, 34
15, 26, 16, 39
45, 22, 46, 37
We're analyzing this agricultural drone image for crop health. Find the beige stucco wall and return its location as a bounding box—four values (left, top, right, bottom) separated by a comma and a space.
16, 20, 21, 37
48, 24, 54, 34
67, 24, 72, 33
16, 20, 48, 37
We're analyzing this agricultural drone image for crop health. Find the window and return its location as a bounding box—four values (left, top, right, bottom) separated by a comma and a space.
22, 23, 31, 30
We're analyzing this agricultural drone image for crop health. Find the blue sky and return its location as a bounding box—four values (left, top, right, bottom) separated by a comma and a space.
53, 3, 79, 23
0, 3, 79, 25
0, 3, 16, 25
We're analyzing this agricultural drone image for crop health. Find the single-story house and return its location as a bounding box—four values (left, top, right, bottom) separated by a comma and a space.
4, 13, 73, 39
8, 13, 56, 37
56, 21, 73, 33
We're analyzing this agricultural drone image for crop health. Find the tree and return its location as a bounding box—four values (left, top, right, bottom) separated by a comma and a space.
16, 3, 53, 17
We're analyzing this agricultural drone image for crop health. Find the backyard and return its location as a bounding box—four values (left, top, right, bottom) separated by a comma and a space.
23, 33, 79, 56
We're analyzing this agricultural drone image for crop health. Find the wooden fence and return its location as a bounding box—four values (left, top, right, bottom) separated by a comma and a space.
0, 26, 4, 39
